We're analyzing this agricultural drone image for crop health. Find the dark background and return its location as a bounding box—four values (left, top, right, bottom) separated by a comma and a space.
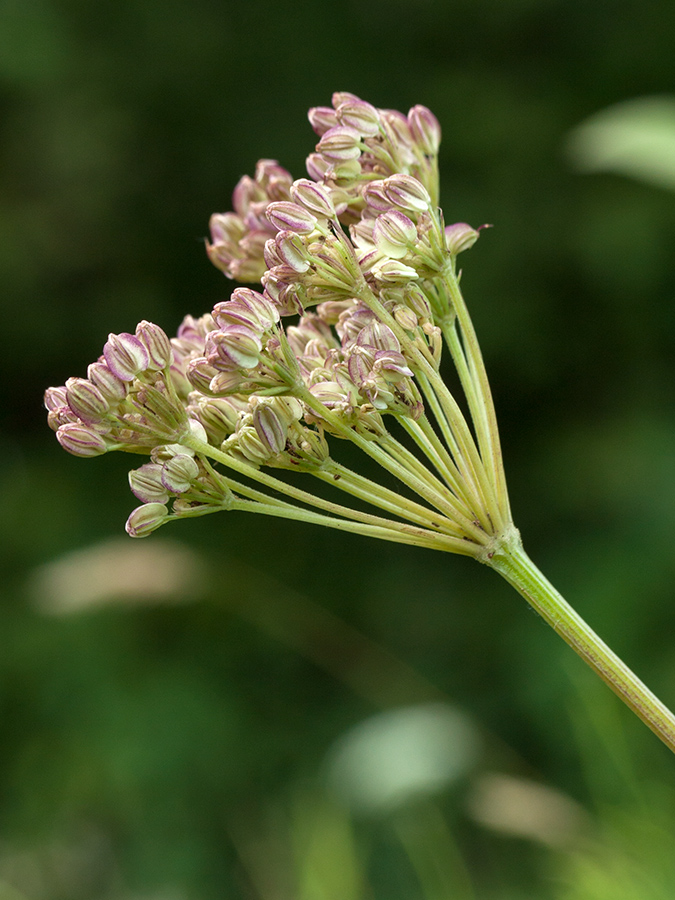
2, 0, 675, 897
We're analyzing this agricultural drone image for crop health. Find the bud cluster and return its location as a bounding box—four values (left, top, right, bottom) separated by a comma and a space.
46, 322, 189, 458
46, 92, 494, 549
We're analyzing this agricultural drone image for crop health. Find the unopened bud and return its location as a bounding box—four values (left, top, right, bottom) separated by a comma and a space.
317, 125, 362, 161
444, 223, 481, 255
290, 179, 336, 219
129, 463, 170, 503
104, 332, 149, 382
373, 210, 417, 260
56, 423, 108, 457
161, 454, 200, 493
383, 174, 431, 213
408, 105, 441, 155
125, 502, 169, 538
65, 377, 110, 423
337, 99, 381, 137
87, 362, 128, 403
136, 321, 173, 369
266, 202, 318, 235
253, 405, 287, 455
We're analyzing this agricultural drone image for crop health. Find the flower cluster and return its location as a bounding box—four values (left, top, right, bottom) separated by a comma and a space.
45, 92, 507, 557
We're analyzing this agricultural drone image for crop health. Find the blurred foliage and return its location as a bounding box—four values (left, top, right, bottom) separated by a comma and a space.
2, 0, 675, 897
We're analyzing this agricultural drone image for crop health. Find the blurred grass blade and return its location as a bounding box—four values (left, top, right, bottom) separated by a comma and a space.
567, 96, 675, 190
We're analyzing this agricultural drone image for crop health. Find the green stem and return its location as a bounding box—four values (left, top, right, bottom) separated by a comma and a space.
442, 266, 511, 524
488, 529, 675, 754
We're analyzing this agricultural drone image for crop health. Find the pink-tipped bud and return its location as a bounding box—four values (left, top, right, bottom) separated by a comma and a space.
384, 174, 431, 213
186, 357, 220, 393
336, 99, 381, 137
65, 377, 110, 423
129, 463, 170, 503
362, 181, 393, 212
125, 502, 169, 538
44, 386, 68, 412
444, 223, 481, 255
275, 231, 311, 274
253, 405, 287, 455
56, 423, 109, 457
408, 105, 442, 155
210, 326, 262, 370
316, 125, 362, 161
161, 454, 200, 493
372, 210, 418, 260
308, 105, 338, 136
290, 179, 336, 220
87, 361, 128, 403
370, 259, 420, 284
103, 332, 149, 382
266, 202, 318, 235
136, 321, 173, 370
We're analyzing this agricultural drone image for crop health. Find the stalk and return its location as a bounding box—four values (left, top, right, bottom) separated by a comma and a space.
487, 528, 675, 754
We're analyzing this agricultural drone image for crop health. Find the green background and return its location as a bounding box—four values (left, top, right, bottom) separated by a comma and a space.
2, 0, 675, 897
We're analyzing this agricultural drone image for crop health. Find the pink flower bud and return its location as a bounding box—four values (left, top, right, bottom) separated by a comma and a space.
253, 405, 287, 455
408, 105, 442, 155
316, 125, 362, 161
129, 463, 170, 503
362, 181, 393, 212
44, 386, 68, 412
305, 153, 331, 182
186, 357, 220, 393
336, 99, 381, 137
56, 423, 109, 457
136, 321, 173, 370
275, 231, 311, 273
103, 332, 149, 382
65, 377, 110, 423
370, 259, 419, 284
383, 174, 431, 213
444, 223, 481, 255
87, 361, 128, 403
266, 202, 318, 235
290, 179, 336, 219
373, 210, 418, 260
210, 326, 262, 370
125, 502, 169, 538
161, 454, 200, 493
308, 105, 338, 136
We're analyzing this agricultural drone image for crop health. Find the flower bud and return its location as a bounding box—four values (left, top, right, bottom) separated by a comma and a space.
316, 125, 362, 161
65, 377, 110, 423
444, 222, 481, 255
136, 321, 173, 370
336, 99, 381, 137
103, 332, 149, 382
125, 503, 169, 538
186, 357, 220, 393
129, 463, 170, 503
266, 202, 318, 235
290, 179, 336, 220
253, 405, 287, 455
161, 454, 200, 493
384, 174, 431, 213
308, 105, 338, 136
275, 231, 311, 273
370, 258, 419, 284
408, 105, 442, 155
210, 326, 262, 370
372, 210, 417, 260
56, 423, 109, 457
44, 386, 68, 412
87, 361, 128, 403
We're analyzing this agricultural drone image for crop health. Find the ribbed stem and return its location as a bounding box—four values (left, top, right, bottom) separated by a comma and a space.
488, 530, 675, 754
